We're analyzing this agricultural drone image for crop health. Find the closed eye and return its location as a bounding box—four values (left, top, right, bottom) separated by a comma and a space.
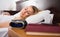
25, 8, 28, 10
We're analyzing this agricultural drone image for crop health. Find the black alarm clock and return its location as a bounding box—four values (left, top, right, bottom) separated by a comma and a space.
10, 20, 27, 29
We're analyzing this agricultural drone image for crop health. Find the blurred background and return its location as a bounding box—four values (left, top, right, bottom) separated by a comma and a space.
0, 0, 60, 24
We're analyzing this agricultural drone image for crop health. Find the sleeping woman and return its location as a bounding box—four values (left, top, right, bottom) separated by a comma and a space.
0, 5, 40, 27
0, 5, 51, 27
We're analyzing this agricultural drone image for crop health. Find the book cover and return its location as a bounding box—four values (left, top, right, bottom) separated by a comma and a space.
25, 24, 60, 36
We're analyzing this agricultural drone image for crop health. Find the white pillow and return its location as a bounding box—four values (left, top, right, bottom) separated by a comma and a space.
0, 28, 8, 37
41, 14, 54, 24
26, 10, 51, 24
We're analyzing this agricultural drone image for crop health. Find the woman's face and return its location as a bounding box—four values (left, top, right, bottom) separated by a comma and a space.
20, 6, 34, 18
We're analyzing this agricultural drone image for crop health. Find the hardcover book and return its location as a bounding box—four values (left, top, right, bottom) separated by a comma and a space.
25, 24, 60, 36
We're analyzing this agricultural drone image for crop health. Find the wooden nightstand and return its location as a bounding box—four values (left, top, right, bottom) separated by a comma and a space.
8, 28, 60, 37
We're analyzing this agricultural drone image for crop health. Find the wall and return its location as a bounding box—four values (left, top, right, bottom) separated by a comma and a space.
0, 0, 20, 11
28, 0, 52, 10
17, 0, 60, 11
16, 0, 57, 11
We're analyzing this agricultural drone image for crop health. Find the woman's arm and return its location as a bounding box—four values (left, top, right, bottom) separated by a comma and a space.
0, 21, 10, 28
0, 12, 24, 28
0, 15, 16, 28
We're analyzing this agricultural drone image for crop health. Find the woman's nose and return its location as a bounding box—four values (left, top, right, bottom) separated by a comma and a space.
25, 12, 28, 15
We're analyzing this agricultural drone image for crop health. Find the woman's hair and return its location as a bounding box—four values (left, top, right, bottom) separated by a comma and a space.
32, 6, 40, 14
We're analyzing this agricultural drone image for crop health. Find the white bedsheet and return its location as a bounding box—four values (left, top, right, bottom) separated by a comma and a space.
0, 28, 8, 37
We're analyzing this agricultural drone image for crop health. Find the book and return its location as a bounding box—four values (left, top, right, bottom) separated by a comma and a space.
26, 32, 60, 36
25, 24, 60, 36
